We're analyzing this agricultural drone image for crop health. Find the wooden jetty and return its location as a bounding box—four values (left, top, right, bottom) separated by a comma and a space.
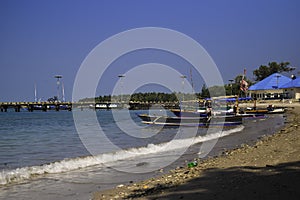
0, 102, 73, 112
0, 101, 180, 112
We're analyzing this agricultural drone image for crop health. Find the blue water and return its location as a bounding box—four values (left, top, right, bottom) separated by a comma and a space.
0, 109, 285, 200
0, 109, 211, 173
0, 111, 87, 170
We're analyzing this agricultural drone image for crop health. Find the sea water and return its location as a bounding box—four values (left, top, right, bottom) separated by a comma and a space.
0, 109, 285, 199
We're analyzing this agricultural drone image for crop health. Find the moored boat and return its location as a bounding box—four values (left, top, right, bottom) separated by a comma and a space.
242, 105, 286, 114
137, 114, 244, 127
170, 108, 208, 117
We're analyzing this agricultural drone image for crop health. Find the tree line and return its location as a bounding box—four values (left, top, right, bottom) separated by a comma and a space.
79, 92, 200, 103
79, 61, 296, 102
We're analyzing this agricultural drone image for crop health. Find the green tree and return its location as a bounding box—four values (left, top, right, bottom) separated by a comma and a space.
253, 61, 294, 81
200, 84, 209, 98
208, 85, 226, 97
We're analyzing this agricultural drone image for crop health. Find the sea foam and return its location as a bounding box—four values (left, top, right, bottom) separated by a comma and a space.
0, 125, 244, 185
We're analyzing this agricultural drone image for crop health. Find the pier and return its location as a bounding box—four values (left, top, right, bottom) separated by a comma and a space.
0, 101, 180, 112
0, 102, 72, 112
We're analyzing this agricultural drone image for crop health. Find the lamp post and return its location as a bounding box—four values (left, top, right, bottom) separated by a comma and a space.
54, 75, 62, 102
118, 74, 125, 103
290, 74, 296, 99
61, 81, 65, 102
275, 74, 281, 99
275, 75, 281, 88
180, 75, 186, 102
34, 83, 37, 102
229, 79, 234, 95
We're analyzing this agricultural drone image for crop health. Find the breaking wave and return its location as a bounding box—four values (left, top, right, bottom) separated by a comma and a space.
0, 125, 244, 185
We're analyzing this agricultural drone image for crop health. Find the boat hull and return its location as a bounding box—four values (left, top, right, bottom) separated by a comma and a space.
137, 114, 244, 127
243, 108, 285, 114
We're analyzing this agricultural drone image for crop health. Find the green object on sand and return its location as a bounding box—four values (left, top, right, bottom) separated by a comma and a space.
188, 161, 197, 168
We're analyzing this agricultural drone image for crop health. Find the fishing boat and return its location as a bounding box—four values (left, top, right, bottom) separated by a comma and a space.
242, 106, 285, 114
170, 107, 237, 117
241, 96, 286, 114
137, 113, 244, 127
170, 108, 208, 117
171, 95, 247, 118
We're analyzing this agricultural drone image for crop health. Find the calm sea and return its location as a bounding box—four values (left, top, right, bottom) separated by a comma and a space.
0, 109, 285, 199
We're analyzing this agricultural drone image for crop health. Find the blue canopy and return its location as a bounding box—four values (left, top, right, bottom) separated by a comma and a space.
249, 73, 291, 90
280, 77, 300, 88
204, 97, 252, 102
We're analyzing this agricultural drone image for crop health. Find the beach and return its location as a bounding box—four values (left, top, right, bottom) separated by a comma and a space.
93, 103, 300, 200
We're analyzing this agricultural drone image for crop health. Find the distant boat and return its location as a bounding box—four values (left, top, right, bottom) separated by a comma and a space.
94, 104, 108, 109
108, 103, 118, 108
90, 103, 123, 109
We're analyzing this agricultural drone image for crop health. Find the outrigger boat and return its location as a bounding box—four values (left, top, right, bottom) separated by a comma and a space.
137, 114, 245, 127
170, 108, 237, 117
241, 106, 285, 114
240, 98, 286, 115
141, 94, 266, 127
170, 95, 266, 119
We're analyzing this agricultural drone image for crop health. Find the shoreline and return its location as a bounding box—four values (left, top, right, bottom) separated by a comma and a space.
93, 103, 300, 200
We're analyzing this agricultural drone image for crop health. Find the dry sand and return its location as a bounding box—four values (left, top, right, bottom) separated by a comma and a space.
94, 103, 300, 200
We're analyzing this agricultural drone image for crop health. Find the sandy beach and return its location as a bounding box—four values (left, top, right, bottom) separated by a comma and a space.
94, 103, 300, 200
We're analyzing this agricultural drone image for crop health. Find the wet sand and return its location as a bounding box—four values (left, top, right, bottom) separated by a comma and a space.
93, 103, 300, 200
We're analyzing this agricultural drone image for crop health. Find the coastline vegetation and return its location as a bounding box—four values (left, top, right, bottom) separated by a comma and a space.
78, 61, 295, 103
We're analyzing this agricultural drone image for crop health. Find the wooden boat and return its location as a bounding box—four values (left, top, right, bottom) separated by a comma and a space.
170, 108, 208, 117
137, 114, 244, 127
170, 108, 264, 119
242, 106, 285, 114
170, 109, 240, 117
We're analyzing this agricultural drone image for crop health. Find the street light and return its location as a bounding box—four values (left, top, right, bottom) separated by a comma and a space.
61, 81, 65, 102
54, 75, 62, 102
180, 75, 186, 104
118, 74, 125, 103
275, 75, 281, 89
34, 83, 37, 102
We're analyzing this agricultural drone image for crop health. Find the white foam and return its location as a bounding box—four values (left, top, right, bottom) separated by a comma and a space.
0, 125, 244, 185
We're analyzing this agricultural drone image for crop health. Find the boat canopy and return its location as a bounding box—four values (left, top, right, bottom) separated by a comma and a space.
204, 97, 252, 102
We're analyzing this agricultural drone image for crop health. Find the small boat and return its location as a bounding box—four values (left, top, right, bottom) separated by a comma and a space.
170, 109, 264, 119
90, 104, 108, 109
170, 108, 208, 117
171, 106, 235, 117
242, 105, 285, 114
137, 114, 243, 127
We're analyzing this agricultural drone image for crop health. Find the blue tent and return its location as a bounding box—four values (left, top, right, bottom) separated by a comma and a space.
204, 97, 252, 102
280, 77, 300, 88
249, 73, 291, 90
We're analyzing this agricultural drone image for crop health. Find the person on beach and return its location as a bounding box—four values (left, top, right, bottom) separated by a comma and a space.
233, 104, 238, 114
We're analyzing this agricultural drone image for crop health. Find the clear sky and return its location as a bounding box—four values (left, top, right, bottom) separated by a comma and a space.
0, 0, 299, 102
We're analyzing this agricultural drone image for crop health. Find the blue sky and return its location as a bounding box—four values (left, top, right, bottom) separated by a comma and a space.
0, 0, 299, 101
